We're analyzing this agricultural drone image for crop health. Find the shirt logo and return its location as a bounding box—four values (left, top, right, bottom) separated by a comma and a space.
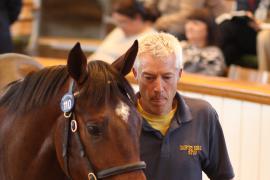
179, 145, 202, 156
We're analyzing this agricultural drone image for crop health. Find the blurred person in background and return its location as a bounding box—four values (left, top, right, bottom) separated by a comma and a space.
0, 0, 22, 54
88, 0, 160, 63
217, 0, 270, 69
181, 9, 226, 76
255, 0, 270, 71
154, 0, 230, 40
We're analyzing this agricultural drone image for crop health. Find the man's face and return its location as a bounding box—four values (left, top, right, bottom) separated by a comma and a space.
134, 53, 181, 115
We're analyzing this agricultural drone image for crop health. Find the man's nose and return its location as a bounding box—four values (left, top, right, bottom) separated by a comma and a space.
153, 77, 164, 92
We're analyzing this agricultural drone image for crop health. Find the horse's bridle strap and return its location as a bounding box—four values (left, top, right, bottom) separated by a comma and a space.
97, 161, 146, 179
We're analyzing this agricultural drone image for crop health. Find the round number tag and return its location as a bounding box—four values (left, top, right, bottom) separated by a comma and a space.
60, 93, 75, 113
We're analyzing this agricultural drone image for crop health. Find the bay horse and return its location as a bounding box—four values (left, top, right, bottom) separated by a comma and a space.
0, 41, 146, 180
0, 53, 43, 91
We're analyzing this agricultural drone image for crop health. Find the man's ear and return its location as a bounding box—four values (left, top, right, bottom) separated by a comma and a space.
178, 68, 183, 79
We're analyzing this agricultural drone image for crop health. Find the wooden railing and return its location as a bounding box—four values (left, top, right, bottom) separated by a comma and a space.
38, 37, 102, 52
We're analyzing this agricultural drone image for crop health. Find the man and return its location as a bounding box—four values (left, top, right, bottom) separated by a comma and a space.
132, 32, 234, 180
217, 0, 270, 68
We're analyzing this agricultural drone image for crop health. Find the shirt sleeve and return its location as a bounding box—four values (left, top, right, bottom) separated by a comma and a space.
203, 109, 235, 180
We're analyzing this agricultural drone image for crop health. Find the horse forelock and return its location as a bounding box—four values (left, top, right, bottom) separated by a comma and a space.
79, 61, 136, 107
0, 65, 69, 114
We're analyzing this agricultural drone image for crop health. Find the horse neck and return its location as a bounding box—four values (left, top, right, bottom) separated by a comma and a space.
0, 101, 66, 179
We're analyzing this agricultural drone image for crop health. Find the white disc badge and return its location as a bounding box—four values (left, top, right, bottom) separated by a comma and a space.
60, 93, 75, 113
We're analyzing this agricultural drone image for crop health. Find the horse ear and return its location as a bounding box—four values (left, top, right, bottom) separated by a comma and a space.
67, 42, 88, 84
111, 40, 138, 76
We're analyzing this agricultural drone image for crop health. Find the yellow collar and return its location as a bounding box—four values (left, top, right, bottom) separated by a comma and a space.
137, 101, 177, 135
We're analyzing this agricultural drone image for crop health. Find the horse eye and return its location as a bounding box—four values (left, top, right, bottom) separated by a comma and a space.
87, 125, 102, 136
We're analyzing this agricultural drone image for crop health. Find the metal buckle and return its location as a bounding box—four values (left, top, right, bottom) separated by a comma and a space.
64, 112, 72, 118
71, 119, 78, 132
88, 172, 97, 180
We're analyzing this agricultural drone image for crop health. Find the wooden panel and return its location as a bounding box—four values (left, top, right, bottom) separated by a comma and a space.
38, 37, 101, 52
259, 105, 270, 180
222, 98, 242, 179
239, 102, 261, 180
201, 95, 224, 121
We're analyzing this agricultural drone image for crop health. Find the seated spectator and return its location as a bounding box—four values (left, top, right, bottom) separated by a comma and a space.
256, 0, 270, 71
154, 0, 230, 40
217, 0, 270, 69
181, 9, 226, 76
88, 0, 159, 63
257, 29, 270, 71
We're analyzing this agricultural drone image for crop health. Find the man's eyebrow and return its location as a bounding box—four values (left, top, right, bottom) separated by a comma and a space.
142, 72, 175, 76
142, 72, 155, 76
163, 72, 175, 76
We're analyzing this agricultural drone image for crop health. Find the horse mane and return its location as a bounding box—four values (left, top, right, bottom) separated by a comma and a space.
0, 61, 136, 114
0, 65, 69, 113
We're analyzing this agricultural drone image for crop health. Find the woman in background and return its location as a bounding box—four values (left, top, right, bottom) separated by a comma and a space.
88, 0, 160, 63
181, 9, 226, 76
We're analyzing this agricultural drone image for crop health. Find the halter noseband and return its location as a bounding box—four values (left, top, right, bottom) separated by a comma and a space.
60, 80, 146, 180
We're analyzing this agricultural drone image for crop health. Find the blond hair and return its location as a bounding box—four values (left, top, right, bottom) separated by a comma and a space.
134, 32, 182, 71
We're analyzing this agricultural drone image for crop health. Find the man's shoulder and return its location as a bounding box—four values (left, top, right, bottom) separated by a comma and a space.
177, 94, 220, 126
180, 95, 217, 116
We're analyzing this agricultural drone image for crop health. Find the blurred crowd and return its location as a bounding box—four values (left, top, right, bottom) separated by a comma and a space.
1, 0, 270, 75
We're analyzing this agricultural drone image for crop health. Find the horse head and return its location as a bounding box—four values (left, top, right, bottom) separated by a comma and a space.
54, 41, 146, 180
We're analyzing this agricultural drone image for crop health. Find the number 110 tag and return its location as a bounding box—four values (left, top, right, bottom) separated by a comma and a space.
60, 93, 75, 113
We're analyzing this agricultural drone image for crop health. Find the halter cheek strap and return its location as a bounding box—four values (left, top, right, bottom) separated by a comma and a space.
64, 112, 97, 180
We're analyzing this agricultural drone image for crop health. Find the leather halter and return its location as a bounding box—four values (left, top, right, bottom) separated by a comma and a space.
61, 80, 146, 180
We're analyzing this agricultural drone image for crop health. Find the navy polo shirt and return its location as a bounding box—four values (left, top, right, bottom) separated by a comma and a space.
140, 93, 234, 180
